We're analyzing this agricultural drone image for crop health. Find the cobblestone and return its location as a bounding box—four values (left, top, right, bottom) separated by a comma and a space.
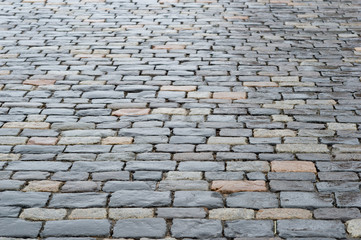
0, 0, 360, 237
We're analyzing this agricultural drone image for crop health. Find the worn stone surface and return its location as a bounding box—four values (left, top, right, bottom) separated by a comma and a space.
0, 0, 360, 237
113, 218, 166, 238
346, 219, 361, 237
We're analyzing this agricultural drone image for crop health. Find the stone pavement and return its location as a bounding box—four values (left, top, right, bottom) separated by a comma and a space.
0, 0, 361, 238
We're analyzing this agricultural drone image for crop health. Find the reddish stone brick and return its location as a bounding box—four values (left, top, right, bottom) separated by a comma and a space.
23, 80, 56, 86
28, 137, 58, 145
212, 92, 247, 100
211, 180, 267, 194
112, 109, 150, 116
271, 161, 317, 173
256, 208, 313, 219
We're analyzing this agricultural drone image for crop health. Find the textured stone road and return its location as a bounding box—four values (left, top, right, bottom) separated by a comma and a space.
0, 0, 361, 238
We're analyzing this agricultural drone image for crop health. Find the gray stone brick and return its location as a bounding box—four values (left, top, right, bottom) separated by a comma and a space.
110, 190, 171, 207
335, 192, 361, 207
281, 192, 333, 209
71, 161, 124, 172
178, 161, 224, 171
125, 161, 176, 171
277, 220, 346, 238
171, 219, 222, 238
227, 193, 278, 209
7, 161, 71, 172
0, 218, 42, 238
173, 191, 223, 208
103, 181, 154, 192
224, 220, 274, 238
0, 191, 50, 207
113, 219, 166, 238
49, 193, 108, 208
13, 145, 65, 154
157, 208, 206, 219
314, 208, 361, 220
42, 220, 110, 237
0, 207, 21, 217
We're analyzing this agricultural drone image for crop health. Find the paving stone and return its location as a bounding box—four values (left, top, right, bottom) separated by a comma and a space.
69, 208, 107, 219
42, 220, 110, 237
346, 219, 361, 238
20, 208, 67, 220
211, 180, 267, 193
0, 191, 50, 207
281, 192, 333, 209
0, 218, 42, 238
49, 193, 108, 208
156, 208, 206, 219
227, 192, 279, 209
24, 180, 62, 192
314, 208, 361, 220
277, 220, 346, 238
113, 218, 166, 238
174, 191, 223, 208
224, 220, 274, 238
209, 208, 254, 220
335, 192, 361, 207
109, 208, 154, 219
271, 161, 316, 173
171, 219, 222, 238
7, 161, 71, 172
0, 207, 21, 218
110, 190, 171, 207
256, 208, 312, 220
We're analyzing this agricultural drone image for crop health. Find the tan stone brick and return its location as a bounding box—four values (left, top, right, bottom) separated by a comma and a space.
346, 219, 361, 237
327, 123, 357, 131
75, 54, 105, 58
212, 92, 247, 100
0, 70, 10, 75
109, 208, 154, 219
271, 161, 317, 173
58, 137, 101, 145
189, 108, 211, 115
276, 144, 328, 153
272, 115, 293, 122
207, 137, 247, 145
152, 44, 186, 50
271, 76, 299, 82
0, 153, 21, 161
28, 137, 58, 145
20, 208, 66, 220
23, 80, 56, 86
112, 108, 150, 116
160, 86, 197, 91
101, 137, 133, 145
0, 137, 28, 145
69, 208, 107, 219
256, 208, 312, 219
24, 180, 62, 192
254, 129, 296, 137
0, 54, 19, 58
243, 82, 278, 87
2, 122, 50, 129
275, 100, 305, 105
355, 47, 361, 52
106, 54, 131, 58
209, 208, 254, 220
152, 108, 187, 115
211, 180, 267, 193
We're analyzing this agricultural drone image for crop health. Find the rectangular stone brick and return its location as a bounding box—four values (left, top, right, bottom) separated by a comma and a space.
113, 218, 166, 238
101, 137, 133, 145
42, 220, 110, 237
211, 180, 267, 193
207, 137, 247, 145
0, 218, 42, 238
224, 220, 274, 238
276, 144, 329, 153
254, 129, 296, 137
271, 161, 316, 173
256, 208, 312, 219
3, 122, 50, 129
213, 92, 247, 100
